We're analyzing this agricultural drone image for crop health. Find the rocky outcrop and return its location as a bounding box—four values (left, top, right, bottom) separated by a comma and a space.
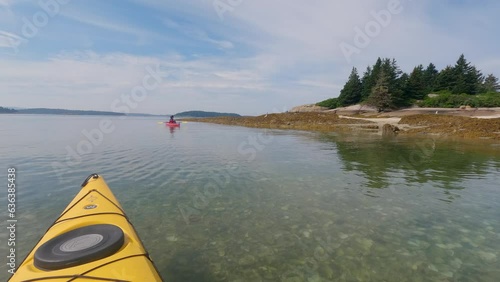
382, 123, 400, 137
290, 104, 329, 112
329, 104, 378, 115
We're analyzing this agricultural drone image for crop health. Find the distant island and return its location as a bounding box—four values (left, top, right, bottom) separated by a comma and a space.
175, 110, 241, 118
124, 113, 164, 117
0, 107, 18, 113
9, 108, 126, 116
0, 107, 240, 118
0, 107, 162, 116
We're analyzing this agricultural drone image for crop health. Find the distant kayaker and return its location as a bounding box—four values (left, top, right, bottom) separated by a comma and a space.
169, 115, 176, 123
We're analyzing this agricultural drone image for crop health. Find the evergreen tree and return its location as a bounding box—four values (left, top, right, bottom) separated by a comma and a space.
399, 73, 409, 89
435, 66, 455, 92
405, 65, 426, 100
338, 67, 363, 106
361, 58, 382, 100
397, 72, 411, 106
381, 58, 399, 88
366, 70, 394, 112
452, 54, 482, 94
320, 55, 500, 110
452, 54, 468, 93
423, 63, 439, 93
361, 66, 372, 100
482, 74, 500, 93
469, 66, 484, 94
381, 58, 405, 106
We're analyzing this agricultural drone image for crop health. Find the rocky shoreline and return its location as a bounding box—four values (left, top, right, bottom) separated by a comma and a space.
189, 108, 500, 140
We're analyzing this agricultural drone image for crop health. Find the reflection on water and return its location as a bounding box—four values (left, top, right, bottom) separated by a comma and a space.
168, 124, 180, 135
320, 134, 499, 190
1, 116, 499, 281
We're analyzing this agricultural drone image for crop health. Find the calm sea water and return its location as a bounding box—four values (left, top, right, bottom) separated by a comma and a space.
1, 114, 500, 281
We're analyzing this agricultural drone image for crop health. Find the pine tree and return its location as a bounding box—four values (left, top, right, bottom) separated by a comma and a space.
397, 72, 411, 106
452, 54, 468, 93
423, 63, 438, 94
381, 58, 399, 88
366, 70, 394, 112
399, 73, 409, 88
361, 66, 372, 100
361, 58, 382, 100
405, 65, 426, 100
381, 58, 405, 106
452, 54, 482, 94
319, 55, 500, 109
483, 74, 500, 93
338, 67, 363, 106
468, 66, 483, 94
435, 66, 455, 92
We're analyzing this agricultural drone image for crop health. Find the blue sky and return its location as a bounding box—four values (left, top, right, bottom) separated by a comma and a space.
1, 0, 499, 115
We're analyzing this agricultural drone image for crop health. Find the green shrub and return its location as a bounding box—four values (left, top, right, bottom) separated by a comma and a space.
316, 98, 339, 109
418, 92, 500, 108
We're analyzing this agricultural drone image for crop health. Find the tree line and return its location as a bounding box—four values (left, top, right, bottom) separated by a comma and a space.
318, 54, 500, 111
175, 110, 241, 118
0, 107, 18, 113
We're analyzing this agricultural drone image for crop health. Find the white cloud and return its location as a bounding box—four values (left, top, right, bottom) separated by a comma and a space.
161, 17, 234, 50
187, 0, 500, 73
133, 1, 499, 73
61, 12, 151, 38
0, 30, 23, 48
297, 80, 342, 90
0, 1, 15, 27
0, 51, 284, 115
2, 0, 500, 115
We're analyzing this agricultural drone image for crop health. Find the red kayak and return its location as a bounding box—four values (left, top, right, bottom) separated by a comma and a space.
166, 122, 180, 127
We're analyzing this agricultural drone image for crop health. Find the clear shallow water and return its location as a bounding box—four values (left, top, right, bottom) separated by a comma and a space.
1, 115, 500, 281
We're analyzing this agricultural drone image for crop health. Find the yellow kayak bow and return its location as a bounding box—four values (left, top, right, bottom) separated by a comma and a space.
9, 174, 163, 282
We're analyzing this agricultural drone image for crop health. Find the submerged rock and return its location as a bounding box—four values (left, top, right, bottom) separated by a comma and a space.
436, 244, 447, 249
478, 251, 497, 263
318, 263, 334, 279
239, 255, 257, 266
166, 235, 178, 242
382, 123, 400, 137
441, 271, 454, 279
428, 264, 438, 272
450, 258, 462, 269
303, 230, 311, 238
358, 238, 374, 252
306, 273, 322, 282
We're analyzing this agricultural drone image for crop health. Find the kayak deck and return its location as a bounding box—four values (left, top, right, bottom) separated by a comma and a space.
9, 174, 163, 282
